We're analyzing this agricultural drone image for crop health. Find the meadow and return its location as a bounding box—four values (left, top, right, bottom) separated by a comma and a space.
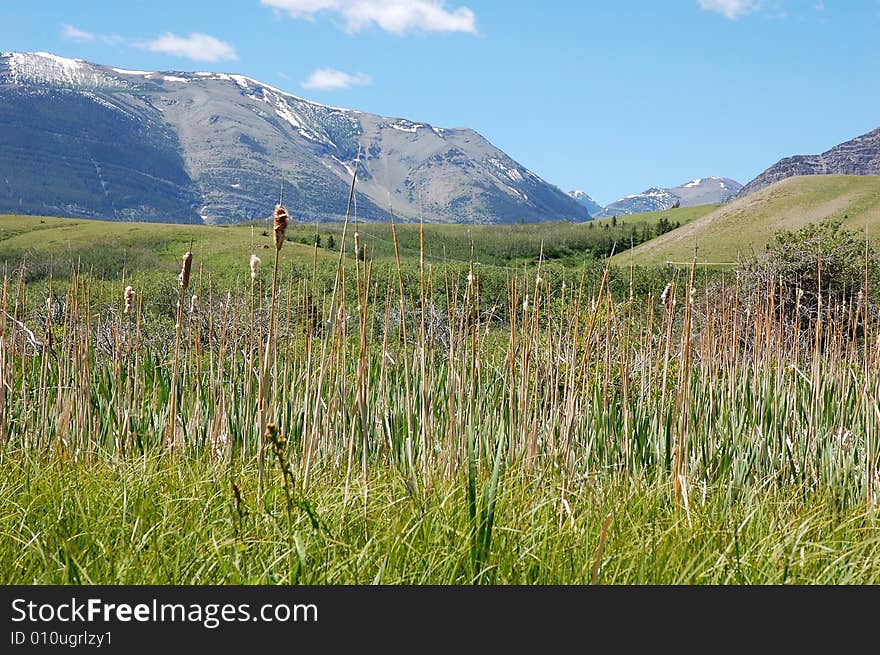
618, 175, 880, 265
1, 207, 879, 584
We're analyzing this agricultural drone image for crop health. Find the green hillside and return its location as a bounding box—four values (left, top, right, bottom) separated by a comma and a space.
0, 206, 715, 286
612, 175, 880, 266
591, 203, 718, 227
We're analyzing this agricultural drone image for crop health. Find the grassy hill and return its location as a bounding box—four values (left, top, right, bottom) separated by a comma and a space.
590, 203, 718, 227
612, 175, 880, 266
0, 204, 718, 287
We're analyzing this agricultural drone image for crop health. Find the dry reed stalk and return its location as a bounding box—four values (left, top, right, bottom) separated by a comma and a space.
673, 256, 697, 507
0, 274, 7, 446
387, 209, 417, 486
166, 249, 193, 451
258, 202, 289, 500
590, 514, 613, 584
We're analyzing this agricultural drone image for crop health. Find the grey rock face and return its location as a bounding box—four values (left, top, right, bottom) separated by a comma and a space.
738, 128, 880, 197
567, 190, 602, 216
0, 51, 590, 224
594, 177, 741, 218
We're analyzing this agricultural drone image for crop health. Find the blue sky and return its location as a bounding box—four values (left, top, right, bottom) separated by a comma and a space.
1, 0, 877, 205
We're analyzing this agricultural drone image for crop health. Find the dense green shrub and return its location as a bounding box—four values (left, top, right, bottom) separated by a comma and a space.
746, 220, 879, 311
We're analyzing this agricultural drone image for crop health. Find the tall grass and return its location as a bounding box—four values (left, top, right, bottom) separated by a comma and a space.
1, 218, 879, 583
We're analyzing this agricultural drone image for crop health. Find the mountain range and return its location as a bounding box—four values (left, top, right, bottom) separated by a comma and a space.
0, 51, 589, 224
592, 177, 742, 218
567, 189, 603, 215
736, 127, 880, 198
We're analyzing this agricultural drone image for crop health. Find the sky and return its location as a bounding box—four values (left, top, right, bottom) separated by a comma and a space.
1, 0, 877, 205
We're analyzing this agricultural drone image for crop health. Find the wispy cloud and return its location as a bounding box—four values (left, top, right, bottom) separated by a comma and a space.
137, 33, 238, 62
697, 0, 759, 20
262, 0, 477, 34
301, 67, 372, 90
61, 24, 94, 42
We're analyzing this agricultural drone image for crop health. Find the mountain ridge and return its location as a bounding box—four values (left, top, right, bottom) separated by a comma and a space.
594, 176, 741, 218
567, 189, 602, 215
737, 127, 880, 198
0, 51, 590, 225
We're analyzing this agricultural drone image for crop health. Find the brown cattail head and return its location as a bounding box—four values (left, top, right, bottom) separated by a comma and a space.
265, 422, 286, 452
273, 204, 289, 251
178, 251, 193, 290
250, 254, 261, 280
660, 282, 674, 309
124, 286, 135, 314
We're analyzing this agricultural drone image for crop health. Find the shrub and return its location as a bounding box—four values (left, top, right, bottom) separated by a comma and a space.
745, 219, 879, 315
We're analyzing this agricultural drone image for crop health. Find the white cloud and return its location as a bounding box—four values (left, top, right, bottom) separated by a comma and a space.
301, 67, 372, 90
262, 0, 477, 34
137, 32, 238, 62
697, 0, 759, 19
61, 24, 94, 42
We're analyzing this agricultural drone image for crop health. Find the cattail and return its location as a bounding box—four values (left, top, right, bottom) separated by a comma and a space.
190, 294, 199, 314
536, 274, 543, 287
45, 297, 54, 349
660, 282, 673, 308
273, 204, 289, 251
354, 231, 360, 258
124, 286, 134, 314
178, 251, 193, 290
250, 254, 261, 279
467, 272, 474, 285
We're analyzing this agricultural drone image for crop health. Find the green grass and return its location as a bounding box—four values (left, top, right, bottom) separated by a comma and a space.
614, 175, 880, 266
591, 203, 718, 227
3, 205, 880, 585
2, 258, 879, 584
0, 212, 696, 314
1, 208, 715, 288
3, 453, 877, 584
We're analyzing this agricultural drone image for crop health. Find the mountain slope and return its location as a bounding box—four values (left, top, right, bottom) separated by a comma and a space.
0, 51, 589, 225
613, 175, 880, 265
738, 128, 880, 197
567, 190, 602, 215
595, 177, 741, 218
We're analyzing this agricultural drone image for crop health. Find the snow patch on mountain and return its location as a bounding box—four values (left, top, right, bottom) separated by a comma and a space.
6, 51, 128, 89
567, 190, 603, 216
593, 177, 742, 218
0, 50, 591, 224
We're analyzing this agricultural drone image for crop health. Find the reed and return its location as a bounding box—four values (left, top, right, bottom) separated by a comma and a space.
2, 211, 879, 584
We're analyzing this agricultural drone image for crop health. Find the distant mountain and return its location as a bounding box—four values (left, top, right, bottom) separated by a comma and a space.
567, 190, 602, 215
617, 175, 880, 266
594, 177, 741, 218
738, 128, 880, 197
0, 51, 589, 224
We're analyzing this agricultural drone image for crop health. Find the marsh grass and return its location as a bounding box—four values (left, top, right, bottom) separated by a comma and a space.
1, 214, 879, 583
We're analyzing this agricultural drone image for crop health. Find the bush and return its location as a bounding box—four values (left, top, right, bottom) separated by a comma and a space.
745, 219, 879, 314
